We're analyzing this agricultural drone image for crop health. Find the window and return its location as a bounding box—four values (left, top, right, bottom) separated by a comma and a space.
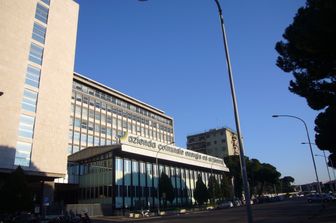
41, 0, 50, 5
88, 135, 94, 145
74, 118, 80, 128
35, 3, 49, 24
81, 120, 87, 129
81, 133, 87, 144
29, 43, 44, 65
18, 114, 35, 139
32, 23, 46, 44
74, 132, 80, 142
25, 65, 41, 88
14, 141, 32, 167
88, 122, 94, 131
21, 89, 38, 112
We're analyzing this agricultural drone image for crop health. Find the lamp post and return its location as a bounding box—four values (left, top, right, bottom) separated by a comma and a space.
138, 1, 253, 222
156, 141, 174, 215
212, 1, 253, 222
302, 142, 332, 183
272, 115, 322, 194
314, 154, 335, 192
210, 161, 215, 205
328, 159, 336, 192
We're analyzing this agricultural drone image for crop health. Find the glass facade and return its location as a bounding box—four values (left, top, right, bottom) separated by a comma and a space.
78, 153, 113, 204
75, 151, 224, 210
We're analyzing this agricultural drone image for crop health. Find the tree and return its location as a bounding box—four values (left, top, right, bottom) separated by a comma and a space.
315, 105, 336, 162
0, 166, 33, 213
207, 175, 221, 204
224, 155, 243, 199
158, 172, 174, 207
220, 174, 232, 199
247, 158, 262, 196
256, 163, 281, 195
327, 153, 336, 168
194, 175, 209, 205
275, 0, 336, 158
279, 176, 295, 193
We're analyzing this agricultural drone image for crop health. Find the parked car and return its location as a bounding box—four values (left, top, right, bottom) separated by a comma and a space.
217, 201, 234, 209
232, 199, 242, 207
306, 193, 336, 203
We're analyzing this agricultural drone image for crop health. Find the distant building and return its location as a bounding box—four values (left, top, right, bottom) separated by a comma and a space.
294, 180, 335, 193
187, 128, 240, 159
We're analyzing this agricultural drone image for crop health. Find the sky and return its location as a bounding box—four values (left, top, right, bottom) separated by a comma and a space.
74, 0, 334, 185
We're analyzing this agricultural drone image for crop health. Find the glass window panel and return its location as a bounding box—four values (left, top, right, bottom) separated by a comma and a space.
21, 89, 38, 113
32, 22, 46, 44
16, 141, 32, 153
20, 114, 34, 125
14, 157, 30, 167
14, 141, 32, 167
74, 132, 80, 141
29, 43, 44, 65
35, 3, 49, 24
74, 118, 80, 128
73, 145, 79, 153
88, 122, 94, 131
88, 135, 94, 145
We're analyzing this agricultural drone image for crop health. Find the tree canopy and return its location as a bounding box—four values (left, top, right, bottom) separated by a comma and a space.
225, 155, 285, 197
194, 175, 209, 205
280, 176, 295, 193
275, 0, 336, 162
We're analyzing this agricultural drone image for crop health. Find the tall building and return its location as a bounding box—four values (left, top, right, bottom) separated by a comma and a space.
0, 0, 78, 178
69, 73, 174, 155
0, 0, 230, 212
187, 128, 240, 159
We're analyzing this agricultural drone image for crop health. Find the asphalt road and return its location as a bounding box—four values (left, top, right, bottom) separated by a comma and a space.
92, 198, 336, 223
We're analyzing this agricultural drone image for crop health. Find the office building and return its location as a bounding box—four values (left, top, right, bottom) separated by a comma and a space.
187, 128, 240, 159
69, 73, 174, 155
0, 0, 78, 179
68, 133, 228, 213
0, 0, 230, 212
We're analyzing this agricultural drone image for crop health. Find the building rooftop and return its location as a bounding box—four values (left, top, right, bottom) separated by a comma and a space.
74, 72, 173, 121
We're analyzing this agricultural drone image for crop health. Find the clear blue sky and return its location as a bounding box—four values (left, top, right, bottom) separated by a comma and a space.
74, 0, 333, 185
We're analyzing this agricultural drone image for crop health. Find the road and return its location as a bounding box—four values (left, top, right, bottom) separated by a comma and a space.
92, 198, 336, 223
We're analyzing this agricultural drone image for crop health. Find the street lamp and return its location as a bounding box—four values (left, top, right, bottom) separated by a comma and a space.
302, 142, 332, 183
272, 114, 322, 194
315, 153, 336, 192
156, 141, 174, 215
328, 158, 336, 184
213, 2, 253, 220
138, 1, 253, 222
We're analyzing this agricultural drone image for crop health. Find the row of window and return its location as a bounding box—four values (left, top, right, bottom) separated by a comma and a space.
73, 81, 173, 126
73, 92, 173, 133
15, 1, 50, 167
71, 114, 172, 140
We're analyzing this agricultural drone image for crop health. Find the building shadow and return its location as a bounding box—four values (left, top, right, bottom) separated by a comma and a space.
0, 145, 62, 215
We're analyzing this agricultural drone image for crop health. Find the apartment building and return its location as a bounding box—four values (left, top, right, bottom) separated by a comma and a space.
187, 128, 240, 159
